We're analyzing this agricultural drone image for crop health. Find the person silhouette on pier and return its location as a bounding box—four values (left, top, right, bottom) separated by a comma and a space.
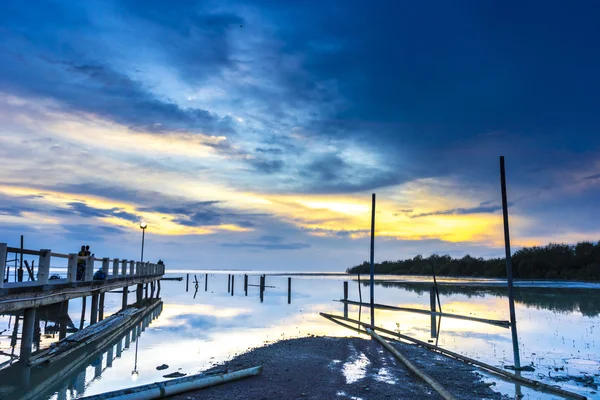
77, 245, 86, 281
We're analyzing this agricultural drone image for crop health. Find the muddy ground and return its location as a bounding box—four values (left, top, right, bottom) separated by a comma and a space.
169, 336, 506, 400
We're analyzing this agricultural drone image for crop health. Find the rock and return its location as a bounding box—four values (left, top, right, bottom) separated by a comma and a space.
156, 364, 169, 370
164, 372, 187, 378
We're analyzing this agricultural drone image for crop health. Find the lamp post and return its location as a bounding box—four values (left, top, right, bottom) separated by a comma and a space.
140, 222, 147, 263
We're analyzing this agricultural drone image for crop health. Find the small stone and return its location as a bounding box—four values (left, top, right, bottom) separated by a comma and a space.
156, 364, 169, 370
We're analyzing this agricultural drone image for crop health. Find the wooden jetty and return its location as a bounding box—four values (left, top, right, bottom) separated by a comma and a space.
0, 242, 165, 363
0, 299, 163, 400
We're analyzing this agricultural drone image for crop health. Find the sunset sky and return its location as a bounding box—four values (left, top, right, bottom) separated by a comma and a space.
1, 1, 599, 271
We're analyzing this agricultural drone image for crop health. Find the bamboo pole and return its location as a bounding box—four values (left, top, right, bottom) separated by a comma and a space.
369, 193, 376, 327
319, 313, 586, 400
366, 327, 457, 400
79, 366, 263, 400
337, 299, 510, 328
500, 156, 521, 369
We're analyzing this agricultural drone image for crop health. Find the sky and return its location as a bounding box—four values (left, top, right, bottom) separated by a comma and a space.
0, 0, 599, 271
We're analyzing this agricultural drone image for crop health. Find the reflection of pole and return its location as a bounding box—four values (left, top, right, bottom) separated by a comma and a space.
369, 193, 376, 328
500, 156, 521, 369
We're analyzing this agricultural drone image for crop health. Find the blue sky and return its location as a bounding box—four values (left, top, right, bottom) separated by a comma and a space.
0, 0, 599, 271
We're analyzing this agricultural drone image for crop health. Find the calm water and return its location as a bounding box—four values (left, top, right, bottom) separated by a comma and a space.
0, 272, 598, 399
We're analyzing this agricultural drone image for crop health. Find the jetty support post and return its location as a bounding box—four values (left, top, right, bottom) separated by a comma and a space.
157, 279, 161, 297
67, 253, 78, 282
500, 156, 521, 369
370, 193, 376, 328
121, 285, 128, 310
430, 287, 437, 338
20, 307, 36, 362
205, 273, 208, 291
287, 277, 292, 304
228, 274, 231, 293
144, 283, 149, 299
90, 292, 99, 325
231, 275, 235, 296
59, 300, 69, 340
0, 243, 7, 289
259, 275, 265, 302
37, 249, 51, 285
136, 283, 143, 304
116, 339, 122, 358
343, 281, 349, 318
186, 273, 189, 292
129, 260, 135, 276
99, 292, 105, 321
244, 274, 248, 295
107, 345, 114, 368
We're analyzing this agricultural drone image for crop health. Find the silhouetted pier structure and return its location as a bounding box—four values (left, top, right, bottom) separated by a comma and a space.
0, 243, 165, 364
0, 299, 163, 400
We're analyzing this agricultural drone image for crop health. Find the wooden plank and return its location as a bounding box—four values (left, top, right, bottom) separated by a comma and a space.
320, 313, 586, 400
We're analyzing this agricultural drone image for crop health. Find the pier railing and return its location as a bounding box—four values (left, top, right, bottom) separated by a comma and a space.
0, 242, 165, 289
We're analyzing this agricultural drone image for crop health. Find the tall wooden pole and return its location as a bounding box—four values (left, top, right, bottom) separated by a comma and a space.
370, 193, 376, 328
500, 156, 521, 369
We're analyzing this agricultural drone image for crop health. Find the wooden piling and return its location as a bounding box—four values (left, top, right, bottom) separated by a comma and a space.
343, 281, 349, 318
59, 300, 68, 340
80, 296, 87, 330
205, 273, 208, 291
144, 283, 148, 299
287, 277, 291, 304
186, 273, 189, 292
231, 275, 235, 296
21, 307, 36, 362
259, 275, 265, 302
430, 287, 437, 338
90, 293, 99, 325
99, 292, 105, 321
157, 280, 161, 297
136, 284, 143, 305
244, 274, 248, 296
121, 286, 128, 310
228, 274, 231, 292
500, 156, 521, 369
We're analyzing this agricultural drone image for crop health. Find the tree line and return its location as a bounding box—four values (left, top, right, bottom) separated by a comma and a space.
346, 241, 600, 281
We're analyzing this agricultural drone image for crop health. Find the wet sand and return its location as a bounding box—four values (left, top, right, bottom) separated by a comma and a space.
170, 336, 505, 400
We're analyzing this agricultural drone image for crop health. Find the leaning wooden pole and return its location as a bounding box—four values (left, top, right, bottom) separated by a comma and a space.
500, 156, 521, 369
366, 327, 458, 400
319, 313, 586, 400
369, 193, 376, 327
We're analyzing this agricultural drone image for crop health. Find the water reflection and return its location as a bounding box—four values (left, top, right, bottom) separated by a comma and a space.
0, 273, 597, 400
0, 299, 162, 400
371, 281, 600, 317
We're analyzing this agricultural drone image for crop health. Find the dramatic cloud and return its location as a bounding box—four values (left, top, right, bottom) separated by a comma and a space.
0, 0, 599, 270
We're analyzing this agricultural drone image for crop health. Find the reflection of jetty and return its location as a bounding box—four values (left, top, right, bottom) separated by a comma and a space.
0, 242, 165, 364
0, 299, 163, 400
